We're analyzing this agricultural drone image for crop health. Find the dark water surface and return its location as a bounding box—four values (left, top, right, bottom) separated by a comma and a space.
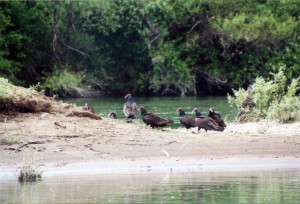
1, 171, 299, 204
64, 97, 236, 127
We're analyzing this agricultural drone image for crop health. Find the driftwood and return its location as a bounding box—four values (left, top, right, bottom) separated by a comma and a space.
66, 110, 102, 120
56, 135, 80, 138
54, 122, 66, 129
15, 141, 46, 152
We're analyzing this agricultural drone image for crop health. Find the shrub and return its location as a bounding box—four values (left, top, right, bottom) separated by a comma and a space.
228, 67, 300, 123
18, 165, 43, 182
18, 158, 43, 182
41, 66, 83, 97
1, 133, 18, 145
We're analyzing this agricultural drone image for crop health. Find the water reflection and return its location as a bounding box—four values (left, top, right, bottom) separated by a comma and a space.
1, 171, 299, 203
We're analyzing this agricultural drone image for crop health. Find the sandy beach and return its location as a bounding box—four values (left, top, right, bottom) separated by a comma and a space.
1, 112, 300, 178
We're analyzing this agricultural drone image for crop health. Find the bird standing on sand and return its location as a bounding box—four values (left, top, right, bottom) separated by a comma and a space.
192, 108, 224, 132
123, 94, 138, 122
177, 107, 196, 130
208, 108, 226, 128
108, 111, 117, 119
84, 102, 95, 114
139, 106, 173, 128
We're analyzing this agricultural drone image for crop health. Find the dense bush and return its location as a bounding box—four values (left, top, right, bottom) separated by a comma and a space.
228, 67, 300, 123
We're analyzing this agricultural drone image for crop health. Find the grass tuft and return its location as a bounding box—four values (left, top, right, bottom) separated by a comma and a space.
18, 158, 43, 182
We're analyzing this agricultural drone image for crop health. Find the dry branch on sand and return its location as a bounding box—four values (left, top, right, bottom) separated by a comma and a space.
54, 121, 67, 128
66, 110, 102, 120
15, 141, 46, 153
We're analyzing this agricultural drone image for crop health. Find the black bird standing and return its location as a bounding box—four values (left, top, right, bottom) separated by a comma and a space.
192, 107, 202, 118
192, 108, 224, 132
177, 107, 196, 130
123, 94, 138, 121
139, 106, 173, 128
208, 108, 226, 128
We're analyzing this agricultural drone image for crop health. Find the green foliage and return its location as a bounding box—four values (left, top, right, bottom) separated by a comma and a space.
150, 41, 195, 95
0, 2, 51, 85
41, 67, 82, 95
211, 12, 297, 44
0, 3, 22, 84
2, 133, 18, 145
228, 67, 300, 123
0, 77, 36, 100
0, 0, 299, 96
267, 78, 300, 122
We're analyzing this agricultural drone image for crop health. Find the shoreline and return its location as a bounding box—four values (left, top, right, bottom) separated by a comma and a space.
1, 156, 300, 180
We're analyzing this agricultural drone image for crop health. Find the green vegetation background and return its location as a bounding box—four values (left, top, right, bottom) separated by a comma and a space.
0, 0, 299, 97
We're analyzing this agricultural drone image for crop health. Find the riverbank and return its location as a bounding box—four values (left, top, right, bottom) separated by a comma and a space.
1, 112, 299, 178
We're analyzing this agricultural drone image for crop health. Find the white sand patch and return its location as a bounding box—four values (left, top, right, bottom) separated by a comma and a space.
225, 121, 300, 136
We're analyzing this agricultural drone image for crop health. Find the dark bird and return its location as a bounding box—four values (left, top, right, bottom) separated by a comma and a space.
84, 102, 95, 114
108, 111, 117, 119
139, 106, 173, 128
192, 108, 224, 132
208, 108, 226, 128
177, 107, 196, 130
123, 93, 138, 121
192, 107, 202, 118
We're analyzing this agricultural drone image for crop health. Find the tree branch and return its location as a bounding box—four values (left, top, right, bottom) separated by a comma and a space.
188, 17, 203, 33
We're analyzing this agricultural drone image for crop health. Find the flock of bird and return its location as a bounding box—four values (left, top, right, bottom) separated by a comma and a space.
96, 93, 226, 133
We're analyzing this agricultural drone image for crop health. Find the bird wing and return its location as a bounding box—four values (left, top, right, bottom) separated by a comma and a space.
214, 115, 226, 127
144, 114, 167, 125
195, 117, 219, 130
180, 116, 196, 127
206, 117, 219, 128
205, 117, 224, 131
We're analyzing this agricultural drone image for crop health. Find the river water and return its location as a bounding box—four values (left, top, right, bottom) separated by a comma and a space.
1, 171, 300, 203
64, 96, 237, 127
